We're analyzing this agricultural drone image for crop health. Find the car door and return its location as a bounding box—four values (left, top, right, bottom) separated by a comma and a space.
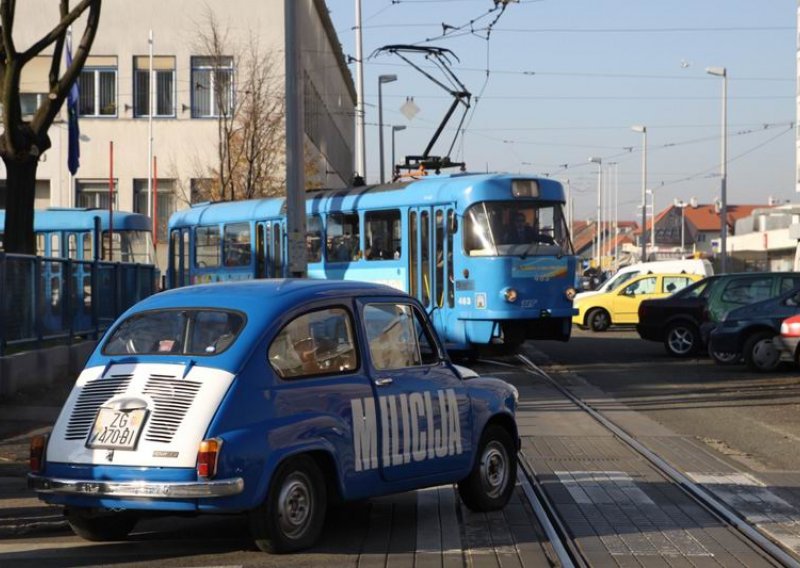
612, 275, 658, 323
359, 297, 472, 483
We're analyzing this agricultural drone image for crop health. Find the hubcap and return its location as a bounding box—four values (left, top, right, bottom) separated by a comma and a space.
481, 441, 509, 499
713, 351, 738, 364
277, 472, 313, 538
668, 327, 694, 354
593, 312, 609, 330
752, 338, 779, 370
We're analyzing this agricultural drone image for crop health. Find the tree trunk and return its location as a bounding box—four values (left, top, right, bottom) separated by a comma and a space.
2, 155, 39, 255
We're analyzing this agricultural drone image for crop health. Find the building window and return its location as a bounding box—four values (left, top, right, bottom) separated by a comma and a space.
75, 180, 119, 209
191, 56, 233, 118
133, 56, 176, 117
79, 67, 117, 116
21, 93, 45, 117
134, 178, 176, 243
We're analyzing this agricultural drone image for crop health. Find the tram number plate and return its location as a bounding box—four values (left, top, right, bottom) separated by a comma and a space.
87, 408, 148, 450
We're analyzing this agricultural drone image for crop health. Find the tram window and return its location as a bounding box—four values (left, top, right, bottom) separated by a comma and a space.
365, 209, 400, 261
420, 211, 430, 307
326, 212, 360, 262
182, 230, 190, 282
67, 233, 78, 259
35, 233, 45, 256
435, 210, 444, 308
223, 222, 251, 267
447, 209, 455, 308
82, 233, 93, 260
272, 224, 282, 275
306, 215, 322, 263
170, 230, 180, 281
50, 233, 61, 259
256, 224, 266, 277
196, 226, 221, 268
409, 211, 418, 298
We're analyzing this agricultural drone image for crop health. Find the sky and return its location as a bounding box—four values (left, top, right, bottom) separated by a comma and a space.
326, 0, 797, 221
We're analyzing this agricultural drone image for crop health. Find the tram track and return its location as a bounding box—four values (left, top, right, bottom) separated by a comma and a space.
480, 354, 800, 568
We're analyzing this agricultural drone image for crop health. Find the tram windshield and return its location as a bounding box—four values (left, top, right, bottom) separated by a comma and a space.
102, 230, 155, 264
464, 201, 573, 257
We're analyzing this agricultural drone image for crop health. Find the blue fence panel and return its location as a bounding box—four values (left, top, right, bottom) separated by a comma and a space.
0, 254, 156, 355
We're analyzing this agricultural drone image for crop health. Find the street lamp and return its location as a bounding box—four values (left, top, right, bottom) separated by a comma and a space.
631, 125, 647, 261
674, 199, 688, 254
378, 74, 398, 184
589, 157, 602, 269
706, 66, 727, 273
391, 125, 406, 181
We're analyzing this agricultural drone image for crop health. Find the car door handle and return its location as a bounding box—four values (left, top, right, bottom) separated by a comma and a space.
374, 377, 393, 387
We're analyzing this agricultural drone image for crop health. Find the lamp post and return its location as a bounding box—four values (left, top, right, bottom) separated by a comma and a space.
674, 199, 688, 254
706, 66, 727, 273
390, 125, 406, 182
589, 157, 602, 269
631, 125, 647, 261
378, 74, 398, 184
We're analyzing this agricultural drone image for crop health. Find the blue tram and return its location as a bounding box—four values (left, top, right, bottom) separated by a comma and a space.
167, 173, 577, 351
0, 208, 156, 336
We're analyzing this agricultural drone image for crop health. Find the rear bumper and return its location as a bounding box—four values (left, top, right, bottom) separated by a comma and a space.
708, 330, 740, 354
28, 473, 244, 499
635, 322, 662, 341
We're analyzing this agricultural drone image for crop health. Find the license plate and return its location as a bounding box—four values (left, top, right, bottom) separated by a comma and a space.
87, 407, 148, 450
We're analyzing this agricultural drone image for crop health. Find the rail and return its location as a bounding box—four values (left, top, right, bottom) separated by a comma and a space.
0, 252, 157, 356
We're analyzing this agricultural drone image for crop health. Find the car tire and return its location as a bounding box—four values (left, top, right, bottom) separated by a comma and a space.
65, 507, 138, 542
664, 322, 699, 357
743, 330, 781, 372
587, 308, 611, 332
458, 424, 517, 512
708, 343, 740, 365
250, 455, 327, 554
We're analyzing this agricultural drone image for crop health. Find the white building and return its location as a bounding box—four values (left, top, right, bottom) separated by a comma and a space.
4, 0, 356, 268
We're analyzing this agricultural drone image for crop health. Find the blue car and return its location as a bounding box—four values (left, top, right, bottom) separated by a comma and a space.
29, 279, 519, 553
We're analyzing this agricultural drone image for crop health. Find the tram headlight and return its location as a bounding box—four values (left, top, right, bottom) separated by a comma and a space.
502, 287, 518, 303
565, 287, 577, 301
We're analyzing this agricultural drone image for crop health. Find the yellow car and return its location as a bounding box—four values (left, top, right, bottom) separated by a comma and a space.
573, 272, 703, 332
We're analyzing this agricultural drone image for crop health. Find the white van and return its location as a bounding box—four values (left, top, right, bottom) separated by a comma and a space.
575, 259, 713, 301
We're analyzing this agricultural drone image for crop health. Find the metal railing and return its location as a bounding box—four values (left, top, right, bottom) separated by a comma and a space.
0, 253, 157, 356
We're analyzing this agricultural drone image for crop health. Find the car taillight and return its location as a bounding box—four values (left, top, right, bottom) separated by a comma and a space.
782, 321, 800, 336
197, 438, 222, 479
30, 434, 48, 473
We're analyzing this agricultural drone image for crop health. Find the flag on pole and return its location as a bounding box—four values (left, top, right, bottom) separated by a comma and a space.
66, 32, 80, 175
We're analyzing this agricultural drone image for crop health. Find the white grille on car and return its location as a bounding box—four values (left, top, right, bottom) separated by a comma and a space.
64, 375, 133, 440
142, 375, 203, 443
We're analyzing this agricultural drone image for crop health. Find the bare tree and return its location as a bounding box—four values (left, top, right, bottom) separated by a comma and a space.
193, 9, 287, 203
1, 0, 102, 254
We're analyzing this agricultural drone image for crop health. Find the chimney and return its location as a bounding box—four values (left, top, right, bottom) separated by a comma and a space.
690, 196, 698, 208
714, 198, 721, 214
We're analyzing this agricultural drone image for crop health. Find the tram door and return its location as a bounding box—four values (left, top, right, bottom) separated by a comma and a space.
408, 207, 434, 312
256, 221, 285, 279
409, 206, 454, 337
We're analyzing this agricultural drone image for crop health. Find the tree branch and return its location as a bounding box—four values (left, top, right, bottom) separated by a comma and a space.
21, 0, 95, 64
32, 0, 101, 134
48, 1, 69, 90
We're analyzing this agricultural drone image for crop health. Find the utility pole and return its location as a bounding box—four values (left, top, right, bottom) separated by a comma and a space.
285, 0, 306, 277
354, 0, 366, 183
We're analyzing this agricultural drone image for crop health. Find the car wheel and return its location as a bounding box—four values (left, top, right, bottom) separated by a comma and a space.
250, 455, 327, 554
458, 424, 517, 512
65, 507, 138, 542
708, 344, 740, 365
587, 308, 611, 332
664, 322, 699, 357
743, 330, 781, 372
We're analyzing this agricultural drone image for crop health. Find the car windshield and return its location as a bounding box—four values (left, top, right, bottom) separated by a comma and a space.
463, 201, 573, 257
674, 277, 714, 299
600, 270, 638, 292
103, 309, 245, 356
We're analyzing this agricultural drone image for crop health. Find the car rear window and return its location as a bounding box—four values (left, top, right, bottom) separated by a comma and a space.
103, 309, 245, 356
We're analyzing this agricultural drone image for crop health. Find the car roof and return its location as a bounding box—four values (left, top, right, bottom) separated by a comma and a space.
133, 279, 404, 317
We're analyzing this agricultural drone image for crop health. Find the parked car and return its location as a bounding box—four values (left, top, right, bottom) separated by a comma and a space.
573, 272, 702, 332
575, 259, 713, 301
700, 272, 800, 364
28, 280, 519, 553
776, 314, 800, 365
707, 286, 800, 372
636, 275, 721, 357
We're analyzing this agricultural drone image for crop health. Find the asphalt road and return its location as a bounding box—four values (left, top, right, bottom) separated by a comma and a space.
533, 327, 800, 472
